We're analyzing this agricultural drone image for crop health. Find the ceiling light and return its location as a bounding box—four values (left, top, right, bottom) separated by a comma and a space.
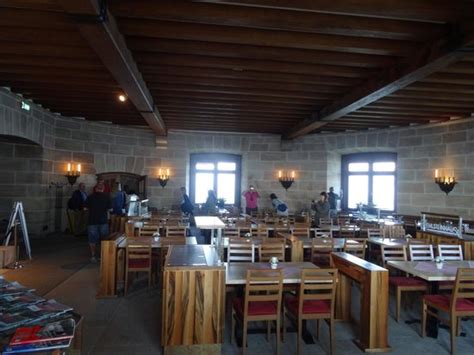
118, 94, 127, 102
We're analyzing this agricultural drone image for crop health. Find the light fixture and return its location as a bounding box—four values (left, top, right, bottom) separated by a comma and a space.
278, 170, 295, 190
157, 168, 170, 188
434, 169, 456, 195
118, 94, 127, 102
65, 163, 81, 185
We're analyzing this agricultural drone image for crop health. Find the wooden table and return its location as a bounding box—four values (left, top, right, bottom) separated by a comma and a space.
162, 245, 225, 354
387, 260, 474, 337
367, 237, 411, 247
226, 261, 318, 285
195, 216, 226, 262
331, 252, 390, 352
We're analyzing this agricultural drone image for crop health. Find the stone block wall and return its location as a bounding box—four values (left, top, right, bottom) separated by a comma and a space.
0, 87, 473, 236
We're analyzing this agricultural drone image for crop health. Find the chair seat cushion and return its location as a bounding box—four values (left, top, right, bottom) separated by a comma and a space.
285, 296, 331, 316
424, 295, 474, 312
233, 297, 278, 317
128, 259, 150, 268
389, 276, 427, 287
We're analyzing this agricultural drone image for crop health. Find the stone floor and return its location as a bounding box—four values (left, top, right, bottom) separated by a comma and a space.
2, 236, 474, 354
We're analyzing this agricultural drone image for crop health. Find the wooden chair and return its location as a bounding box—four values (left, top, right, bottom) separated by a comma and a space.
283, 269, 338, 355
165, 225, 186, 238
367, 228, 384, 239
253, 225, 269, 239
292, 226, 310, 238
259, 241, 285, 262
273, 224, 291, 236
438, 244, 463, 261
124, 245, 153, 295
381, 245, 428, 322
311, 238, 334, 268
224, 228, 240, 239
228, 241, 255, 263
337, 217, 351, 226
231, 269, 283, 355
319, 218, 333, 228
385, 225, 406, 239
314, 228, 333, 238
421, 268, 474, 355
409, 244, 434, 261
338, 226, 356, 238
343, 239, 367, 259
138, 223, 159, 237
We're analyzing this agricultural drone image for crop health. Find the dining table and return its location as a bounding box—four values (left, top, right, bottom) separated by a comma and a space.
387, 260, 474, 337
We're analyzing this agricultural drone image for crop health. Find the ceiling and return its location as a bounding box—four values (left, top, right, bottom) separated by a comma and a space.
0, 0, 473, 137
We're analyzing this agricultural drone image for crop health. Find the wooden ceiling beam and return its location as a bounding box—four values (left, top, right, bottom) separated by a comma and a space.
137, 53, 373, 78
110, 1, 445, 41
156, 98, 317, 110
194, 0, 474, 23
0, 41, 95, 59
159, 106, 307, 118
0, 55, 102, 69
285, 26, 474, 138
405, 82, 474, 94
141, 65, 362, 86
119, 19, 417, 56
127, 38, 396, 69
59, 0, 166, 136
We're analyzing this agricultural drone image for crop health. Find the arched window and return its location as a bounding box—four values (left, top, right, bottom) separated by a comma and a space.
341, 152, 397, 212
189, 153, 242, 207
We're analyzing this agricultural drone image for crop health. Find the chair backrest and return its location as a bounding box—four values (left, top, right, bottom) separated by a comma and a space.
166, 226, 186, 237
253, 225, 269, 239
385, 225, 406, 239
126, 245, 152, 271
343, 239, 367, 259
292, 226, 310, 238
245, 269, 283, 318
259, 241, 285, 262
319, 218, 333, 227
409, 244, 434, 261
228, 241, 255, 262
381, 245, 407, 267
314, 228, 333, 238
311, 238, 334, 267
367, 228, 384, 239
337, 217, 351, 226
273, 224, 291, 235
437, 244, 463, 261
224, 228, 240, 239
139, 224, 159, 237
338, 226, 356, 238
451, 268, 474, 313
298, 268, 338, 316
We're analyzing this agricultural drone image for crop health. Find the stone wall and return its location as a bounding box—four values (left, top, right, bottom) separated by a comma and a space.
0, 87, 473, 236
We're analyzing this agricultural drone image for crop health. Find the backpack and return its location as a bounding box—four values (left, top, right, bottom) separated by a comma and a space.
277, 202, 287, 212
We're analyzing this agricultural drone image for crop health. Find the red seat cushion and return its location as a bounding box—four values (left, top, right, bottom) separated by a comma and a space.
389, 276, 427, 287
233, 297, 278, 317
424, 295, 474, 312
128, 259, 150, 268
285, 296, 331, 316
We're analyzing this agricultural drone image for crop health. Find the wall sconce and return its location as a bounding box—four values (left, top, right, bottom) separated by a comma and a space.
278, 170, 295, 190
434, 169, 456, 195
65, 163, 81, 185
157, 168, 170, 188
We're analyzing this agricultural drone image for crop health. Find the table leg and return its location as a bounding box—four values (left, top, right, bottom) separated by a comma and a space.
426, 282, 439, 338
211, 229, 215, 246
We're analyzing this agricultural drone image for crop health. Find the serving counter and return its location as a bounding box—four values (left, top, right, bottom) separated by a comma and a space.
162, 245, 225, 354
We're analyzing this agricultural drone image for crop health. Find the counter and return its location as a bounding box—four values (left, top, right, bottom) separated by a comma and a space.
416, 230, 474, 260
162, 245, 225, 354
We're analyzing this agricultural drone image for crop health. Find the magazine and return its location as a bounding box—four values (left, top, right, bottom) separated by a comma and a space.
0, 293, 44, 312
10, 318, 76, 345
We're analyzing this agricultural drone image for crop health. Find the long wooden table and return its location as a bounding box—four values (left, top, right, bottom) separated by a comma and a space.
331, 252, 390, 353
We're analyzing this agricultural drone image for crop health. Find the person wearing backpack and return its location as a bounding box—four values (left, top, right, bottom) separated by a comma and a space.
269, 193, 288, 216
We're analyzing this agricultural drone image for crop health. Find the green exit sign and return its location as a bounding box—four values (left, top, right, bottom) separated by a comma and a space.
21, 101, 30, 111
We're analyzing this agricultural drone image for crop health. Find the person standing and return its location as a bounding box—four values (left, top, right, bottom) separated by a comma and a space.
312, 192, 330, 226
242, 185, 260, 216
85, 181, 111, 263
328, 187, 342, 218
269, 193, 288, 216
111, 182, 126, 216
180, 187, 194, 216
203, 190, 218, 215
67, 182, 88, 236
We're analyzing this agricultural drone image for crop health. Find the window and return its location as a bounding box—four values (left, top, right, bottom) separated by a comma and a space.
342, 153, 397, 212
189, 153, 241, 207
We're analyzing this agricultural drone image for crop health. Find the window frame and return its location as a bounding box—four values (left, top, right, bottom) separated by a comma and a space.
341, 152, 397, 212
189, 153, 242, 207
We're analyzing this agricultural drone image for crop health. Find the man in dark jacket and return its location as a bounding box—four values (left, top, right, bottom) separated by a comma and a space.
67, 183, 88, 236
85, 181, 111, 263
180, 187, 194, 216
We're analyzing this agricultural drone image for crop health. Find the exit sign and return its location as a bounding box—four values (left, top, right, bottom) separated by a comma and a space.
21, 101, 30, 111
